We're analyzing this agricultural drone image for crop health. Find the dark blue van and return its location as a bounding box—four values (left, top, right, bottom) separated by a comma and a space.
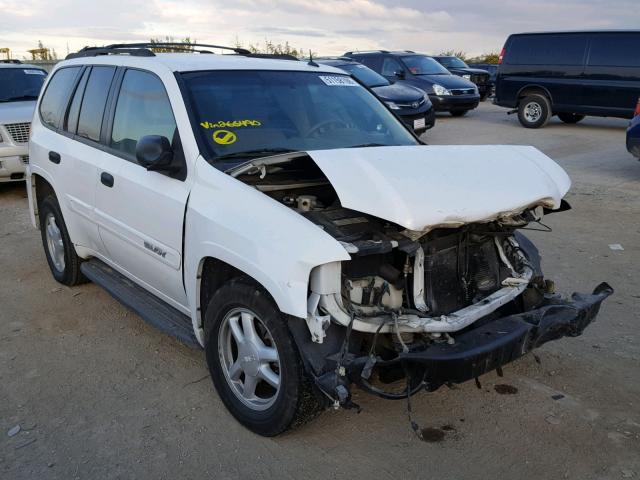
495, 31, 640, 128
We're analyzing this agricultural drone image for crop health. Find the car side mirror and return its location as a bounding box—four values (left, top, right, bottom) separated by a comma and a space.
136, 135, 175, 172
394, 70, 406, 79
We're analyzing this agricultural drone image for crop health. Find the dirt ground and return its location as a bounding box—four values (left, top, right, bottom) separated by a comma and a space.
1, 102, 639, 480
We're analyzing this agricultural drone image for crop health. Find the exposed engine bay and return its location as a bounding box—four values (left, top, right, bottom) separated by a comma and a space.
232, 152, 612, 406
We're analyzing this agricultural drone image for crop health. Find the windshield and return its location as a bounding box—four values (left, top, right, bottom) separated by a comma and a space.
181, 70, 418, 162
402, 56, 450, 75
336, 63, 389, 88
0, 68, 47, 102
437, 57, 469, 69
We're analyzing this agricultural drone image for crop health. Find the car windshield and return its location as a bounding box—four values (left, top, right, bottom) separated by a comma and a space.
180, 70, 418, 163
402, 55, 450, 75
0, 68, 47, 102
438, 57, 469, 69
336, 63, 389, 88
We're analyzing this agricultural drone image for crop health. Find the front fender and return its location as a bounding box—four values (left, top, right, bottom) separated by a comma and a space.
184, 157, 350, 341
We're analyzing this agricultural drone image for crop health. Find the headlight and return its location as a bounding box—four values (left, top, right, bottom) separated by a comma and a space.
432, 84, 451, 96
463, 74, 471, 80
385, 101, 400, 110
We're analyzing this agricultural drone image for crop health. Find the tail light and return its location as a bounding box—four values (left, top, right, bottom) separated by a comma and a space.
635, 98, 640, 117
498, 47, 506, 65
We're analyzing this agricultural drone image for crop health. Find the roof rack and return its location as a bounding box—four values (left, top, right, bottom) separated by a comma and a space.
244, 53, 299, 60
66, 42, 252, 60
313, 56, 354, 61
343, 50, 389, 55
0, 59, 22, 64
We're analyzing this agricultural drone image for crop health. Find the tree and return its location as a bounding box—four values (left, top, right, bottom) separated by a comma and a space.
236, 38, 311, 59
467, 51, 501, 65
438, 50, 468, 61
149, 36, 195, 53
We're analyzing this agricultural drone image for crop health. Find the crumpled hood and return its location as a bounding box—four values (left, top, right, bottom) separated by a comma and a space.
306, 145, 571, 231
0, 101, 37, 125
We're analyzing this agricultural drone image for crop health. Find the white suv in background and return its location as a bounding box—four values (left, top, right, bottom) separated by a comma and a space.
0, 61, 47, 182
27, 43, 611, 437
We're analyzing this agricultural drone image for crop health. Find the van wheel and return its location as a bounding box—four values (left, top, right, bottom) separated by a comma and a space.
39, 195, 87, 286
518, 94, 551, 128
558, 113, 585, 124
450, 109, 469, 117
204, 280, 322, 436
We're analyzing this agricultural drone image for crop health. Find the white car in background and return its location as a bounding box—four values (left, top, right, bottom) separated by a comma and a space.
0, 61, 47, 182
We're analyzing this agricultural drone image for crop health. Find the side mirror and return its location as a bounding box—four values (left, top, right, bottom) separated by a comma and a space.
394, 70, 406, 79
136, 135, 174, 171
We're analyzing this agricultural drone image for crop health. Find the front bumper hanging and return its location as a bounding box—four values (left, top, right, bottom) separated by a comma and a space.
351, 282, 613, 393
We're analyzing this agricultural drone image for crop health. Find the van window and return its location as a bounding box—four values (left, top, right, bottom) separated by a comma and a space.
76, 66, 116, 142
381, 57, 403, 76
588, 33, 640, 67
110, 69, 177, 159
39, 67, 81, 130
64, 68, 90, 134
507, 34, 587, 65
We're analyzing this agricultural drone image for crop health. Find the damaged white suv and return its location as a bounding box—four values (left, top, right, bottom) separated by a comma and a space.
28, 43, 612, 436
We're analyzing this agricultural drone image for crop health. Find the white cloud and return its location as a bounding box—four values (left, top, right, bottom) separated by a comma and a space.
0, 0, 637, 59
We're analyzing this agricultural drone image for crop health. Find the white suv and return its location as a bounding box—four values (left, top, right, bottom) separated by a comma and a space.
27, 43, 611, 436
0, 61, 47, 182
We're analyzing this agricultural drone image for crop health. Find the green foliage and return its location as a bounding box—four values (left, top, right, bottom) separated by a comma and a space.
235, 38, 312, 59
467, 51, 501, 64
438, 50, 468, 61
149, 36, 196, 53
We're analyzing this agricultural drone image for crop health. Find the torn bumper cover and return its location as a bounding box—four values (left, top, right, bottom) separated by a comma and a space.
294, 283, 613, 403
356, 283, 613, 392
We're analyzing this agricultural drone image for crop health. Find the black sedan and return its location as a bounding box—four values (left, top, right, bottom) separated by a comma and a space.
432, 56, 491, 100
316, 58, 435, 135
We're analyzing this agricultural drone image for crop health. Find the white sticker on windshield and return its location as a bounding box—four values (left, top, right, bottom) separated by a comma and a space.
319, 75, 358, 87
24, 69, 45, 75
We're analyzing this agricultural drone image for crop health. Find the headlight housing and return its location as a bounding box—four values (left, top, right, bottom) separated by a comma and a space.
385, 101, 400, 110
432, 84, 451, 96
462, 74, 471, 80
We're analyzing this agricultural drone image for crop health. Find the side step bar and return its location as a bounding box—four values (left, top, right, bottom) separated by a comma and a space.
80, 259, 201, 349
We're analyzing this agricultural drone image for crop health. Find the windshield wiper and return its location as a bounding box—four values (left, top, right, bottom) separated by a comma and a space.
0, 95, 38, 103
347, 143, 387, 148
215, 148, 297, 161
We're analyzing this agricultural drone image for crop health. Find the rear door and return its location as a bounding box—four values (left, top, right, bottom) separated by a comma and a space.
94, 68, 190, 308
583, 32, 640, 117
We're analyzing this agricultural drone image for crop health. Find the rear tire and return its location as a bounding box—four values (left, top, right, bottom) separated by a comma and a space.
450, 109, 469, 117
557, 113, 585, 124
518, 94, 551, 128
39, 195, 87, 286
204, 279, 322, 436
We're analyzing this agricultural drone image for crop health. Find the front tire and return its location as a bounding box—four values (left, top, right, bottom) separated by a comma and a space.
518, 94, 551, 128
558, 113, 585, 124
39, 195, 86, 286
204, 280, 322, 436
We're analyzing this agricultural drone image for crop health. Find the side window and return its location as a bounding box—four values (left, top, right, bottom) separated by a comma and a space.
77, 66, 116, 142
588, 34, 640, 68
381, 57, 402, 76
39, 67, 81, 130
507, 34, 587, 66
359, 56, 382, 72
110, 69, 177, 159
64, 68, 90, 134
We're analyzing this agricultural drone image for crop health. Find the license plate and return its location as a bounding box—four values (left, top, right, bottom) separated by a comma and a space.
413, 118, 426, 130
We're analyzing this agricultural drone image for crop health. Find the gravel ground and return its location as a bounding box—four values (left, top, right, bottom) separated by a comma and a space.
1, 102, 639, 479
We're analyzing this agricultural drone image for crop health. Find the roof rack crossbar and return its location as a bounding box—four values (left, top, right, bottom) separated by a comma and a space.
65, 42, 252, 60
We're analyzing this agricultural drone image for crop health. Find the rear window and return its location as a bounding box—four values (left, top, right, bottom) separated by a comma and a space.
506, 34, 587, 66
39, 67, 81, 130
588, 33, 640, 67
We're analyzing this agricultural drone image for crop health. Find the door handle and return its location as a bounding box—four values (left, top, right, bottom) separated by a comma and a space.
100, 172, 114, 188
48, 151, 61, 164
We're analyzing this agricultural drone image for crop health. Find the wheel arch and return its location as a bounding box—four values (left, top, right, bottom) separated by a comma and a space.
29, 171, 57, 230
516, 85, 554, 107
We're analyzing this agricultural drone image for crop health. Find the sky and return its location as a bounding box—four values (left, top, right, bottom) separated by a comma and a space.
1, 0, 638, 60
